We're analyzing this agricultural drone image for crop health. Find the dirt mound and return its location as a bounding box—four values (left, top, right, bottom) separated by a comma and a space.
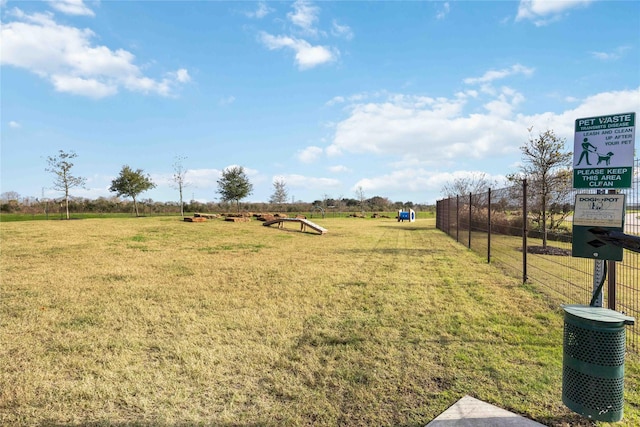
525, 245, 571, 256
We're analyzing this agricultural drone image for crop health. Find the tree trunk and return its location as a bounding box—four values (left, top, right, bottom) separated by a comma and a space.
133, 197, 140, 217
64, 184, 70, 220
179, 185, 184, 217
542, 191, 548, 249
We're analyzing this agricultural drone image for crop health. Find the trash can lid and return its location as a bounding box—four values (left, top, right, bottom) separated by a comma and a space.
563, 304, 635, 326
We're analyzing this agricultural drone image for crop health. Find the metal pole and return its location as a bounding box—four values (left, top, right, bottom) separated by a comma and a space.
456, 195, 460, 243
523, 179, 528, 283
592, 260, 605, 307
608, 259, 616, 310
447, 198, 451, 236
488, 188, 491, 263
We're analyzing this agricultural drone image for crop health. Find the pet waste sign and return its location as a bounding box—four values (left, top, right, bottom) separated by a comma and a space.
573, 112, 635, 189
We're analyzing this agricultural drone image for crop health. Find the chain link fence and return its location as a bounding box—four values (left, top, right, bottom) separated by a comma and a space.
436, 159, 640, 352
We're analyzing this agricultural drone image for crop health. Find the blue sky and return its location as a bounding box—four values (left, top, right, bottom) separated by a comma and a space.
1, 0, 639, 205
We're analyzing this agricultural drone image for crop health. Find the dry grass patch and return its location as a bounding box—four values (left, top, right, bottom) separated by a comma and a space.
1, 217, 638, 426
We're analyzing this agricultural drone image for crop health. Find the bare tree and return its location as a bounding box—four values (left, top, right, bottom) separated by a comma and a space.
508, 128, 572, 249
269, 177, 288, 209
335, 193, 344, 215
45, 150, 86, 219
441, 172, 497, 199
172, 156, 189, 217
355, 186, 366, 214
1, 191, 21, 203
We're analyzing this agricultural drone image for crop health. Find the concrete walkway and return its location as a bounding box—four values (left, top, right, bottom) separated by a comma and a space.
426, 395, 546, 427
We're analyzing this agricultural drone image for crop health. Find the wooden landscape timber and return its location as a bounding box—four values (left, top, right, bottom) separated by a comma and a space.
194, 213, 218, 219
224, 216, 250, 222
184, 216, 207, 222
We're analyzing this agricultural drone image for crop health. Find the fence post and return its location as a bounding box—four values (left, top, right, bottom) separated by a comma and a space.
522, 179, 528, 283
487, 188, 491, 263
447, 197, 451, 236
607, 260, 617, 309
456, 195, 459, 242
468, 192, 472, 249
607, 190, 618, 309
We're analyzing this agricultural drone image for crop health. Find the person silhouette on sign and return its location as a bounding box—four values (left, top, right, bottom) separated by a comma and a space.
577, 138, 597, 166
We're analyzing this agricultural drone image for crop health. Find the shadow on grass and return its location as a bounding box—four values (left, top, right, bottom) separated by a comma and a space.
339, 247, 441, 256
377, 224, 437, 232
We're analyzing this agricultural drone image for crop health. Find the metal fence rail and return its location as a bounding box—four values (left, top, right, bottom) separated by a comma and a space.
436, 160, 640, 352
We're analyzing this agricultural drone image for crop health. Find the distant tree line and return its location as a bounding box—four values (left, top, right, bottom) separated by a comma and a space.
0, 193, 434, 217
0, 193, 432, 217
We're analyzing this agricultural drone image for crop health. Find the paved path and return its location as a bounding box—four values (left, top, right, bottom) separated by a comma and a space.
426, 395, 546, 427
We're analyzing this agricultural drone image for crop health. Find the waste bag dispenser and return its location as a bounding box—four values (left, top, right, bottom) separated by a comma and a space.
562, 304, 635, 422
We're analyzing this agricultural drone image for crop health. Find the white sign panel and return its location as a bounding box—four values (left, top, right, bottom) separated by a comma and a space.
573, 194, 625, 227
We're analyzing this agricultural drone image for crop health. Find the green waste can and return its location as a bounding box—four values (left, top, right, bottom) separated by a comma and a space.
562, 304, 635, 422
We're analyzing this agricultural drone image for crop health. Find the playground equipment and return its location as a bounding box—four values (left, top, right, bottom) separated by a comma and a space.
263, 217, 327, 235
397, 209, 415, 222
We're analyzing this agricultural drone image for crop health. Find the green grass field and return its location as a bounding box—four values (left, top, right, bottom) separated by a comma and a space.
1, 216, 637, 426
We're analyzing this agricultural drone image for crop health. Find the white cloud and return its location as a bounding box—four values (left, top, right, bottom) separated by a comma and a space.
463, 64, 534, 85
327, 87, 640, 175
483, 86, 525, 118
590, 46, 631, 61
219, 95, 236, 106
352, 169, 506, 197
245, 1, 272, 19
259, 32, 337, 70
288, 0, 320, 36
436, 2, 450, 20
516, 0, 593, 25
282, 174, 341, 191
182, 168, 221, 189
328, 165, 351, 173
50, 74, 117, 98
325, 96, 345, 106
46, 0, 95, 17
8, 121, 21, 128
353, 169, 440, 195
171, 68, 191, 83
1, 9, 190, 98
331, 20, 353, 40
297, 146, 323, 163
525, 87, 640, 138
256, 1, 347, 70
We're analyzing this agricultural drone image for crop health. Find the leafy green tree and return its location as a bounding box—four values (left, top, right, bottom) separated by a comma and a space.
508, 128, 572, 249
46, 150, 86, 219
109, 165, 156, 217
367, 196, 391, 211
217, 166, 253, 212
269, 177, 288, 208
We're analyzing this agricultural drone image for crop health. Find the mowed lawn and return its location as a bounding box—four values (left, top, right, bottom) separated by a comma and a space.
1, 216, 638, 426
